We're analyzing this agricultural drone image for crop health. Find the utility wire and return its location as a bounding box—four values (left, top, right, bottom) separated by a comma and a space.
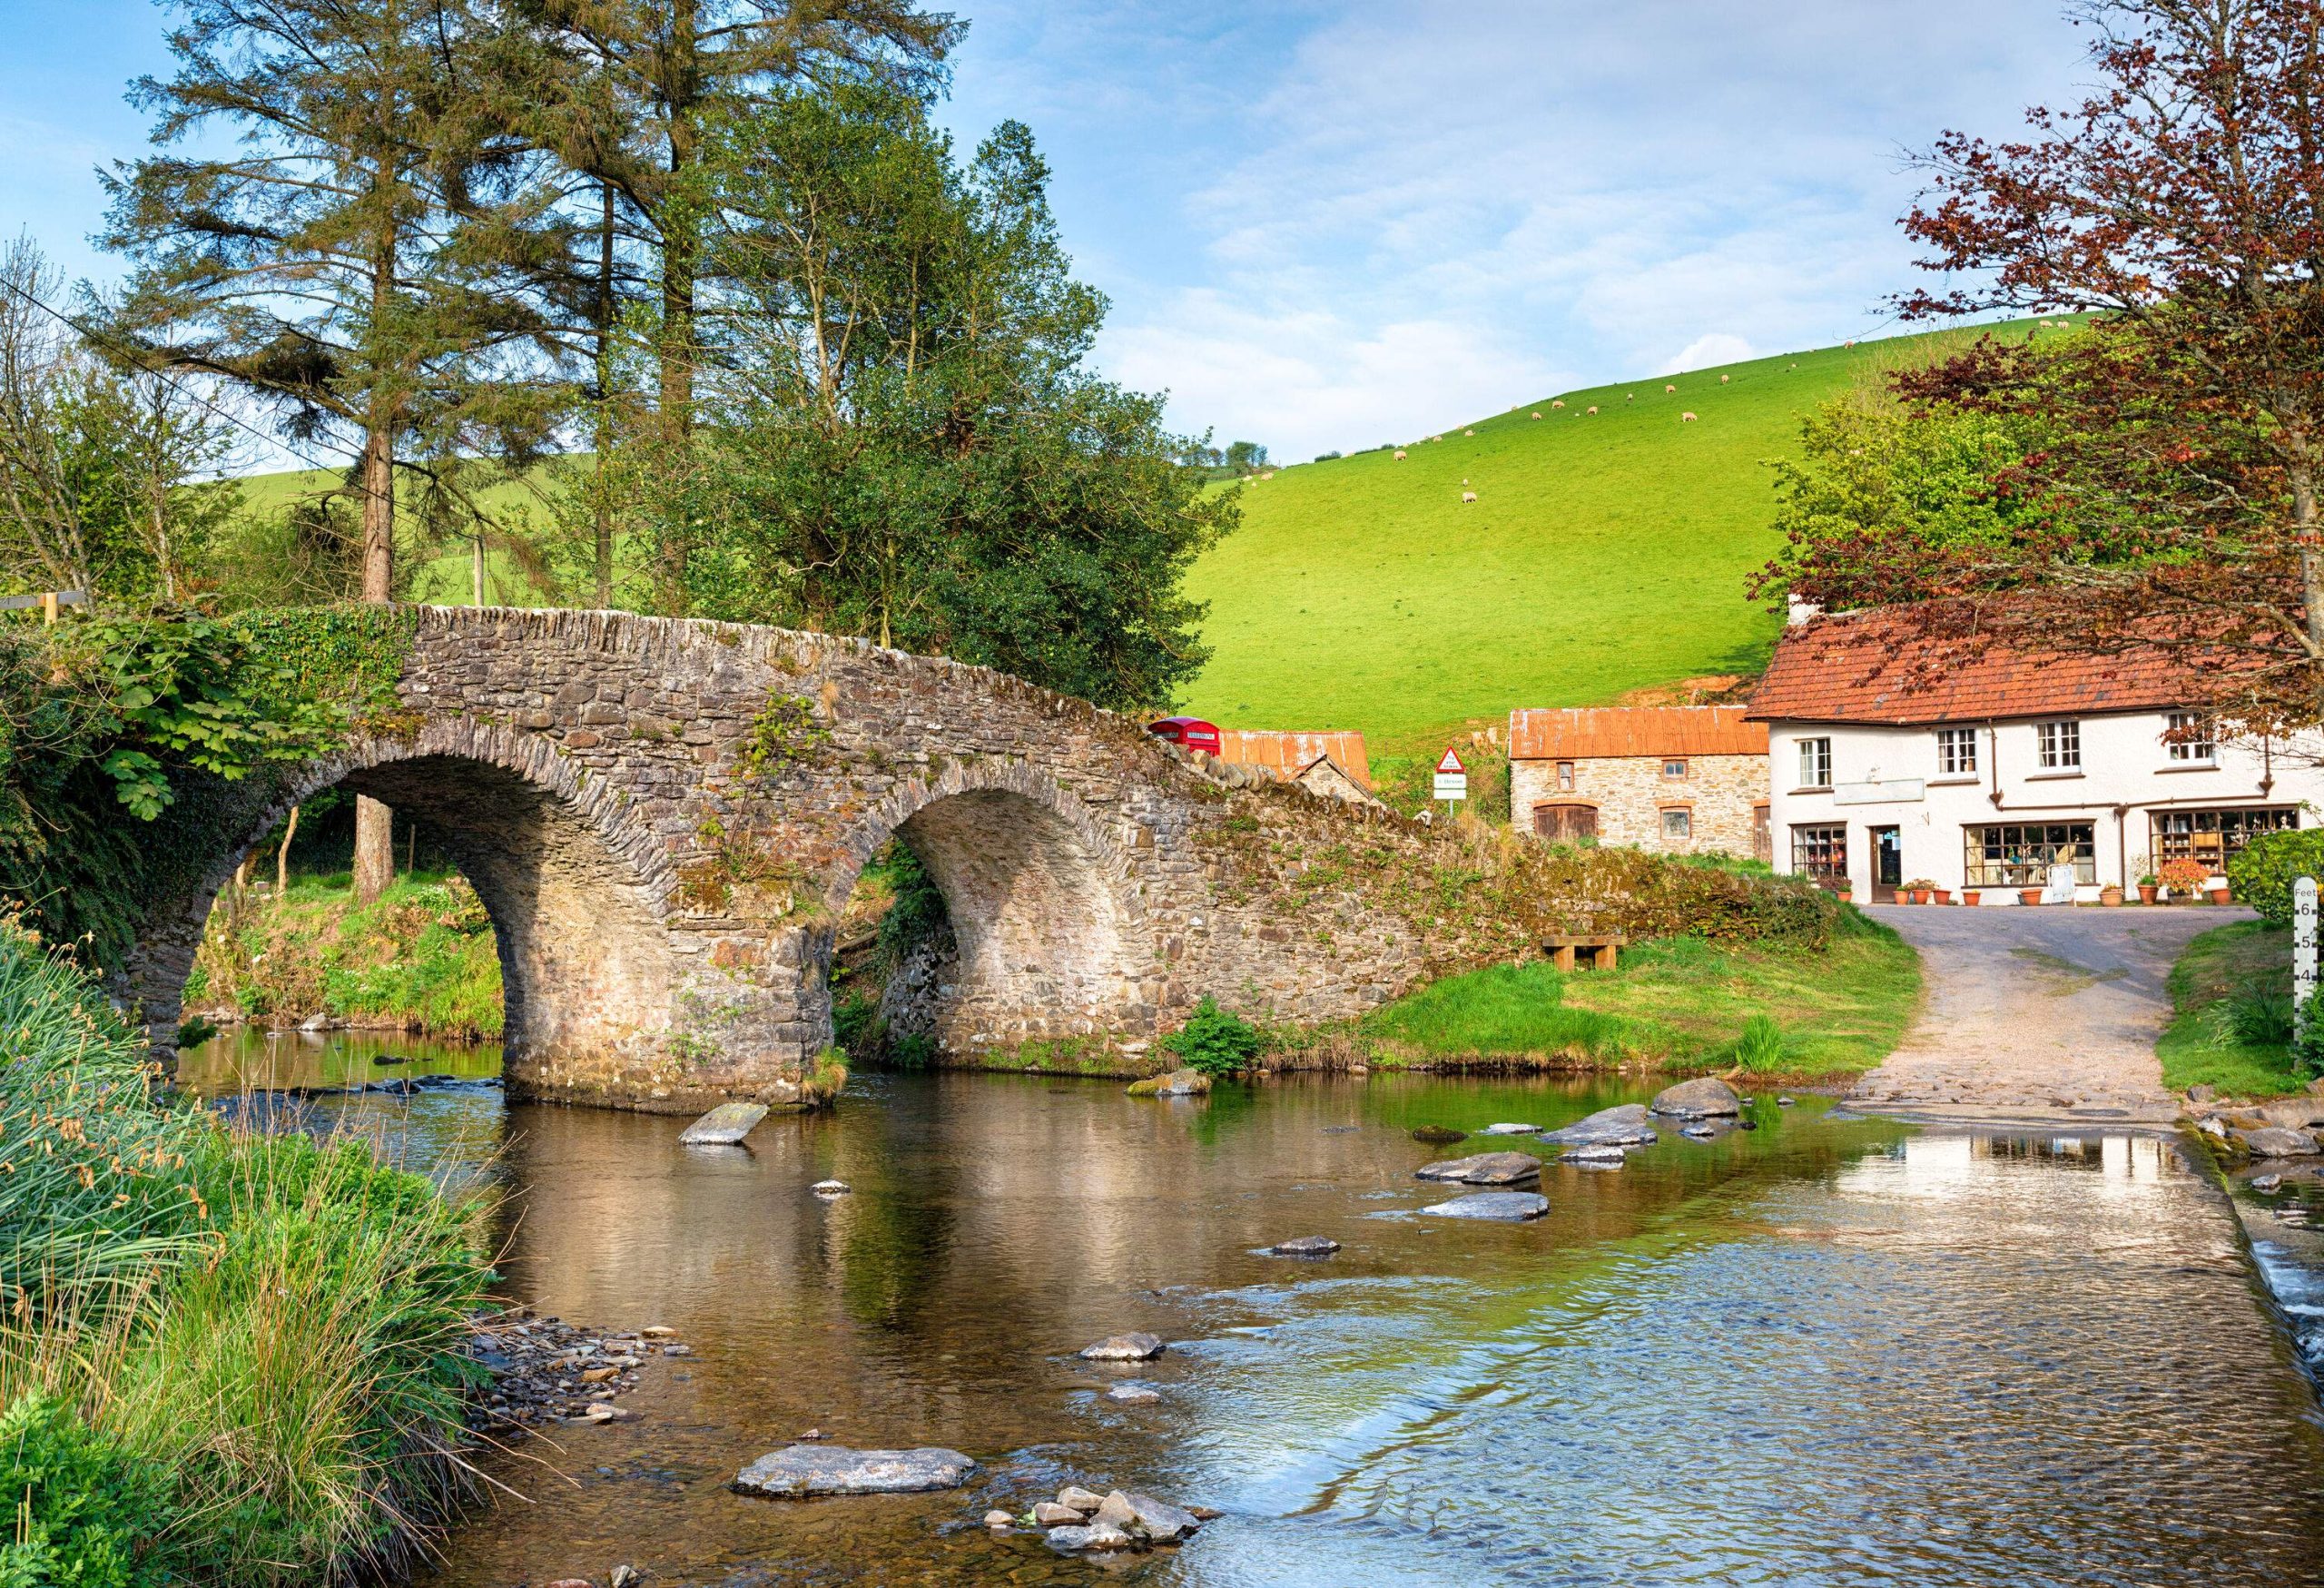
0, 269, 379, 500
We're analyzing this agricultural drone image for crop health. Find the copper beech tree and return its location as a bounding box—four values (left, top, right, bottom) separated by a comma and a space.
1766, 0, 2324, 735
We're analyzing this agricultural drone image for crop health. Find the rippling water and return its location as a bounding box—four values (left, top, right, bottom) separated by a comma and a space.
179, 1035, 2324, 1586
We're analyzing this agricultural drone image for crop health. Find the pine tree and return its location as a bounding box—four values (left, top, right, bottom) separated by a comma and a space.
103, 0, 568, 901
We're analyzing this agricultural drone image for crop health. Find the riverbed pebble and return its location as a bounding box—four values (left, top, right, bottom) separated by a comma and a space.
985, 1509, 1016, 1529
1079, 1332, 1166, 1361
467, 1311, 668, 1434
1034, 1484, 1206, 1553
1035, 1501, 1087, 1525
1409, 1125, 1468, 1144
1057, 1485, 1107, 1513
1107, 1385, 1161, 1404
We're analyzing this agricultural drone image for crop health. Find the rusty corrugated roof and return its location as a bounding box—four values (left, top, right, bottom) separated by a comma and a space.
1216, 730, 1373, 790
1507, 706, 1768, 760
1746, 607, 2200, 725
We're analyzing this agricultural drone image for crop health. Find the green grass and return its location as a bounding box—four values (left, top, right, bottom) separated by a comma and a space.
1179, 321, 2044, 756
1358, 910, 1921, 1078
2157, 919, 2309, 1098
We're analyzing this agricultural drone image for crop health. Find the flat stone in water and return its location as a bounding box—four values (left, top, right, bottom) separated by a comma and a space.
1649, 1077, 1743, 1119
811, 1179, 852, 1197
2235, 1126, 2320, 1159
1419, 1191, 1549, 1221
1121, 1491, 1202, 1542
1538, 1103, 1659, 1147
1680, 1124, 1719, 1140
1561, 1144, 1628, 1168
732, 1444, 974, 1497
1410, 1125, 1468, 1144
1414, 1150, 1541, 1186
1268, 1236, 1341, 1258
680, 1102, 769, 1146
1477, 1122, 1539, 1135
1106, 1384, 1161, 1404
1078, 1332, 1165, 1361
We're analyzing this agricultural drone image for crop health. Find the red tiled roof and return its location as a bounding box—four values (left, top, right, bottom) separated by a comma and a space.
1507, 706, 1768, 760
1216, 730, 1373, 790
1745, 607, 2197, 725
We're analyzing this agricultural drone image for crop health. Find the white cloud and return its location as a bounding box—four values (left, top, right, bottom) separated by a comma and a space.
1662, 333, 1758, 375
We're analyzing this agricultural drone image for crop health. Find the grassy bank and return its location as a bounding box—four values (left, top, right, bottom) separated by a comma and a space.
2157, 920, 2309, 1098
189, 872, 503, 1039
1351, 910, 1920, 1080
0, 920, 497, 1583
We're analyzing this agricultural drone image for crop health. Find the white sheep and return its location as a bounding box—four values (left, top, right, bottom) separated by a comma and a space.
1682, 411, 1699, 422
1720, 374, 1729, 384
1531, 411, 1541, 419
1464, 429, 1475, 436
1551, 399, 1565, 409
1462, 490, 1478, 503
1586, 405, 1599, 414
1393, 449, 1407, 460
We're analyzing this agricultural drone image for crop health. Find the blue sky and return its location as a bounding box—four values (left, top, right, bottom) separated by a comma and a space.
2, 1, 2088, 465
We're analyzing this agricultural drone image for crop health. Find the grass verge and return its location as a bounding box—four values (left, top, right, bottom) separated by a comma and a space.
188, 871, 503, 1039
0, 917, 497, 1583
1354, 909, 1921, 1080
2157, 919, 2309, 1098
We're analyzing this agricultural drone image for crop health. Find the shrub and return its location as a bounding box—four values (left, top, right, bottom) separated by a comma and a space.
1732, 1013, 1785, 1072
2159, 856, 2211, 893
2227, 984, 2298, 1047
2298, 992, 2324, 1079
0, 1393, 173, 1588
2228, 828, 2324, 924
1158, 997, 1265, 1076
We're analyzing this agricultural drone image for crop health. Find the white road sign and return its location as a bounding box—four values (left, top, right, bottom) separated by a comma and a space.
1433, 746, 1468, 802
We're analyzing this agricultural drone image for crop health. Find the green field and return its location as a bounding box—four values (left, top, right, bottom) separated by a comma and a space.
1181, 323, 2034, 756
234, 322, 2034, 746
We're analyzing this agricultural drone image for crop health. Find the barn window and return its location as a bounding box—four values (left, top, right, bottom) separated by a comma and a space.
1555, 761, 1576, 791
1661, 807, 1692, 841
1662, 758, 1689, 780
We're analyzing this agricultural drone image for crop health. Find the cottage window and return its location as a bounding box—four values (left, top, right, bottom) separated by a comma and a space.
1790, 823, 1847, 880
2036, 720, 2081, 770
1935, 727, 1977, 777
1556, 760, 1576, 792
1661, 807, 1692, 841
1965, 823, 2095, 888
2165, 713, 2217, 764
2150, 807, 2295, 867
1797, 737, 1833, 789
1662, 758, 1689, 781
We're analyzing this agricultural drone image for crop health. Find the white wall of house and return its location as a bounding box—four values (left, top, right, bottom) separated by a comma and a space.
1764, 711, 2324, 901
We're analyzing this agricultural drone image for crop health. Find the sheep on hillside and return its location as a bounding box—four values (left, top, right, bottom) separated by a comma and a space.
1393, 449, 1407, 459
1551, 399, 1565, 409
1720, 374, 1729, 383
1464, 429, 1475, 436
1462, 490, 1478, 503
1531, 411, 1541, 419
1682, 411, 1699, 422
1586, 405, 1599, 414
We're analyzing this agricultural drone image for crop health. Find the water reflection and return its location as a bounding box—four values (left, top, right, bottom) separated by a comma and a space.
184, 1041, 2324, 1585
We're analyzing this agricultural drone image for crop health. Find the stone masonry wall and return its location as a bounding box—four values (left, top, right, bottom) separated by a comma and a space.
1511, 754, 1768, 857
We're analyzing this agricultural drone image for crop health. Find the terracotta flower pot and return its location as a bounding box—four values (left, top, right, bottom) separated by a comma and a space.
2018, 888, 2043, 906
1932, 889, 1953, 905
2209, 886, 2232, 904
1962, 890, 1981, 906
2137, 884, 2159, 904
2100, 886, 2124, 907
1908, 889, 1931, 904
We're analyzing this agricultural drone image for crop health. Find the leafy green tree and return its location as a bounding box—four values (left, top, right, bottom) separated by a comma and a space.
633, 84, 1233, 709
1225, 439, 1268, 474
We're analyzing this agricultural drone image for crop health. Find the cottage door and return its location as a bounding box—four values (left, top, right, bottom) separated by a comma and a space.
1532, 804, 1599, 843
1871, 825, 1903, 902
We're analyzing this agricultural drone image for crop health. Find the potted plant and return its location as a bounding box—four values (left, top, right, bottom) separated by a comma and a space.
2159, 857, 2209, 902
1932, 887, 1954, 904
1831, 877, 1854, 902
2018, 885, 2044, 906
2136, 871, 2159, 904
2209, 878, 2234, 905
1962, 889, 1982, 906
2099, 883, 2124, 907
1904, 878, 1935, 904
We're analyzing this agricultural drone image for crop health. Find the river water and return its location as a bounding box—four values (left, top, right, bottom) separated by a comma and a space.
182, 1030, 2324, 1587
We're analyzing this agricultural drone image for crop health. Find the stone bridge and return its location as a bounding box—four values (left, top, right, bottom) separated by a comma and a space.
121, 606, 1452, 1112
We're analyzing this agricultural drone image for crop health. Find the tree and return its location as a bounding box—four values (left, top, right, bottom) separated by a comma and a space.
1827, 0, 2324, 732
504, 0, 959, 611
0, 237, 240, 606
1225, 439, 1267, 474
633, 84, 1234, 709
103, 0, 567, 900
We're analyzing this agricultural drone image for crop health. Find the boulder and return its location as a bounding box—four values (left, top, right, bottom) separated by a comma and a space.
1649, 1077, 1743, 1118
1409, 1125, 1468, 1144
1477, 1122, 1540, 1136
1033, 1502, 1085, 1526
2252, 1173, 2285, 1193
1267, 1236, 1341, 1258
1091, 1492, 1140, 1532
1107, 1385, 1160, 1405
1419, 1191, 1549, 1221
1560, 1144, 1627, 1169
2234, 1126, 2321, 1159
733, 1445, 975, 1496
1057, 1484, 1107, 1514
1128, 1069, 1210, 1097
1120, 1493, 1202, 1542
2259, 1100, 2324, 1130
984, 1510, 1016, 1529
1078, 1333, 1165, 1361
1044, 1525, 1100, 1552
1680, 1124, 1720, 1140
1538, 1104, 1659, 1147
1413, 1150, 1541, 1186
680, 1102, 769, 1146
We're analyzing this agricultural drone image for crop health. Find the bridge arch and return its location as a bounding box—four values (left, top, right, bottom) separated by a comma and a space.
819, 758, 1151, 1060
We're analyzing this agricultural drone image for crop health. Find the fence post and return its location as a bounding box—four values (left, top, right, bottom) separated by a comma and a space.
2296, 876, 2318, 1043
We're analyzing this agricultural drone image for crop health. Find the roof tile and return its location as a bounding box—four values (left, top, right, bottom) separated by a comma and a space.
1508, 706, 1768, 760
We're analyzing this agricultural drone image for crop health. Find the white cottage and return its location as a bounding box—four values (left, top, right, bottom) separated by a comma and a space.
1748, 607, 2322, 902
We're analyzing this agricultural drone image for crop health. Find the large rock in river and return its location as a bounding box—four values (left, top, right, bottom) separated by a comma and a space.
1413, 1150, 1541, 1186
1538, 1104, 1659, 1147
733, 1445, 975, 1496
679, 1101, 768, 1145
1078, 1332, 1166, 1361
1419, 1191, 1549, 1221
2234, 1125, 2321, 1159
1127, 1068, 1211, 1097
1649, 1078, 1743, 1119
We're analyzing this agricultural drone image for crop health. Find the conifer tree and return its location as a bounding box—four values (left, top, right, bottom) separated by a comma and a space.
103, 0, 567, 901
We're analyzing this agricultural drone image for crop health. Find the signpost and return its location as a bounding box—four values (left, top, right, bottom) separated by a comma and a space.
2297, 877, 2318, 1044
1433, 747, 1467, 818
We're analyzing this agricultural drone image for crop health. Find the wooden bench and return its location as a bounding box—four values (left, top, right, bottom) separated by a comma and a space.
1543, 932, 1626, 972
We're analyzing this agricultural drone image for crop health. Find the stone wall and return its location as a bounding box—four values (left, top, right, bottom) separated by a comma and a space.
1511, 753, 1768, 857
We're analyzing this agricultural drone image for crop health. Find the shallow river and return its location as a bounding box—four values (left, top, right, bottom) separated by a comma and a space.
183, 1031, 2324, 1587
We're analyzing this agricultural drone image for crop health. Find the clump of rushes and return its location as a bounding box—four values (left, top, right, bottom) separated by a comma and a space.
0, 916, 497, 1584
1731, 1012, 1786, 1073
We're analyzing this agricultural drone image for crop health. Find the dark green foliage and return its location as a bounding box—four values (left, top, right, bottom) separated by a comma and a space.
2227, 828, 2324, 924
2227, 984, 2298, 1046
1733, 1012, 1785, 1072
873, 843, 949, 968
2298, 992, 2324, 1079
0, 1394, 171, 1588
1158, 996, 1264, 1077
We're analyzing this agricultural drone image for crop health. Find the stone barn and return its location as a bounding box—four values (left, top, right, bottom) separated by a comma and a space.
1509, 706, 1770, 858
